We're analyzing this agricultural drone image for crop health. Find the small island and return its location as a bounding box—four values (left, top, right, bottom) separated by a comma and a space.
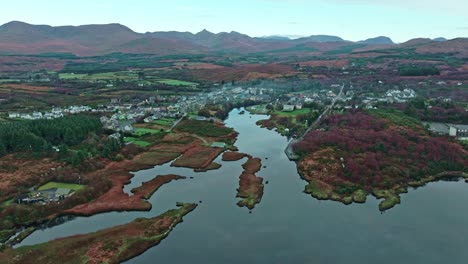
221, 152, 265, 209
237, 157, 264, 210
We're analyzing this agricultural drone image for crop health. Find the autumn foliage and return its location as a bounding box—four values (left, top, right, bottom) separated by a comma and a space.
294, 112, 467, 189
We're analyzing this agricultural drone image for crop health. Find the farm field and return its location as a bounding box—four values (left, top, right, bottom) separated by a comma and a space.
273, 108, 312, 117
157, 79, 198, 86
38, 182, 85, 192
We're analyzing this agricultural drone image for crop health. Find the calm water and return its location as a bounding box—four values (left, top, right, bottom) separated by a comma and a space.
19, 108, 468, 264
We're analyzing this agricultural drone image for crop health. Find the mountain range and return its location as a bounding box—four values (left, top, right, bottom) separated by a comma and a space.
0, 21, 465, 56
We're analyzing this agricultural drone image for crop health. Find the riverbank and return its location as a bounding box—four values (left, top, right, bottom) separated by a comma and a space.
0, 203, 197, 264
0, 118, 237, 246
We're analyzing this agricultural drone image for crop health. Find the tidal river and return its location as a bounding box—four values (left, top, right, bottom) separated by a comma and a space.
18, 108, 468, 264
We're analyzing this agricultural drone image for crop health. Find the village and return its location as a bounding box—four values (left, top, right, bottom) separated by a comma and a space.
4, 82, 467, 144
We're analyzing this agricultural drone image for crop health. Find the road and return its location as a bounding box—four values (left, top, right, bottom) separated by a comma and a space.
284, 83, 345, 160
167, 114, 186, 132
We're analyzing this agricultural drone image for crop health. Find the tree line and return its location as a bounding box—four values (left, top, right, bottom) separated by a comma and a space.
0, 115, 102, 158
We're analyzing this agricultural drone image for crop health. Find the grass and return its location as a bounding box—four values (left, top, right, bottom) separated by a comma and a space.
0, 79, 21, 83
157, 79, 198, 86
154, 118, 174, 126
1, 199, 13, 207
379, 195, 401, 211
59, 71, 139, 81
37, 182, 84, 192
133, 140, 151, 147
124, 136, 151, 147
124, 136, 138, 143
352, 189, 368, 203
305, 181, 330, 200
133, 128, 162, 136
369, 109, 422, 129
175, 119, 234, 137
273, 108, 311, 117
246, 105, 268, 114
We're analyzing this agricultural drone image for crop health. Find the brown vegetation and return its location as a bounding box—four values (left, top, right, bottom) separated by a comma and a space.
294, 111, 468, 210
236, 156, 264, 210
65, 156, 185, 216
171, 146, 223, 170
0, 155, 62, 202
222, 151, 248, 161
131, 174, 185, 199
0, 203, 197, 264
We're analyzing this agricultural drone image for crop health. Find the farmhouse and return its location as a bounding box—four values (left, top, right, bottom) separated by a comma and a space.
449, 125, 468, 140
426, 122, 468, 140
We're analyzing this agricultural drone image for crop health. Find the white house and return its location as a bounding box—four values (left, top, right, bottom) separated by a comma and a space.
283, 105, 295, 112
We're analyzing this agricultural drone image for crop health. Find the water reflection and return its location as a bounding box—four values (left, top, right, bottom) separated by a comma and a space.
17, 108, 468, 264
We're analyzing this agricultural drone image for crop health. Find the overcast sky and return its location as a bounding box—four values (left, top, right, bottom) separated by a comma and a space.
1, 0, 467, 42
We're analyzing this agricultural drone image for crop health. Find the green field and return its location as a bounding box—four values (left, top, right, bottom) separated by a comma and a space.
124, 136, 151, 147
38, 182, 85, 191
157, 79, 197, 86
154, 118, 175, 126
246, 105, 268, 114
274, 108, 311, 117
368, 109, 422, 129
175, 119, 233, 137
133, 140, 151, 147
59, 71, 138, 81
133, 128, 163, 136
0, 79, 21, 83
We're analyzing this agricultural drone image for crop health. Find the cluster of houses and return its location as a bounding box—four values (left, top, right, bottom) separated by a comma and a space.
362, 88, 417, 109
16, 187, 73, 205
385, 88, 417, 103
426, 122, 468, 140
8, 105, 92, 120
278, 87, 345, 112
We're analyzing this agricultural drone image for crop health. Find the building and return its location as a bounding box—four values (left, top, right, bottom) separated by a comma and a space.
449, 125, 468, 139
426, 122, 468, 140
8, 112, 19, 118
211, 142, 226, 148
283, 105, 295, 112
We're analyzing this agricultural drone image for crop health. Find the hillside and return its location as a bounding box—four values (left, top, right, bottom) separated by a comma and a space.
359, 36, 394, 45
0, 21, 467, 57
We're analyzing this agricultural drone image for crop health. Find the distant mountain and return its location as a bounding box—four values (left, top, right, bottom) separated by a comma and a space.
0, 21, 466, 57
259, 35, 291, 41
433, 37, 447, 42
415, 38, 468, 57
400, 38, 434, 47
295, 35, 345, 43
0, 21, 140, 55
359, 36, 394, 45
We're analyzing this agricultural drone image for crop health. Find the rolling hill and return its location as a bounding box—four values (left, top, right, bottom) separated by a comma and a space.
0, 21, 466, 57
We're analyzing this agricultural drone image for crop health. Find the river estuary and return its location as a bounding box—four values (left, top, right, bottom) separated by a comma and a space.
18, 108, 468, 263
